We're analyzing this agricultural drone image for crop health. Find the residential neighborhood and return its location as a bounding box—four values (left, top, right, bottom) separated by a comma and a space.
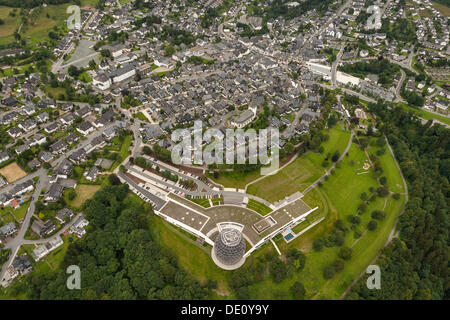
0, 0, 448, 303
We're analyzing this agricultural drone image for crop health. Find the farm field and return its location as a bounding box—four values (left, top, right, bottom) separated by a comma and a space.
0, 162, 27, 182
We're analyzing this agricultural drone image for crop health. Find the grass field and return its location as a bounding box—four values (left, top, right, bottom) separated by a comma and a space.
110, 134, 132, 171
12, 201, 30, 222
244, 139, 405, 299
0, 6, 21, 45
207, 169, 262, 189
21, 5, 70, 44
432, 1, 450, 16
0, 162, 27, 182
246, 199, 272, 215
398, 102, 450, 126
246, 154, 324, 202
211, 197, 224, 205
321, 123, 352, 156
209, 123, 350, 191
246, 123, 351, 203
135, 112, 149, 121
367, 142, 405, 194
66, 184, 101, 208
44, 85, 67, 100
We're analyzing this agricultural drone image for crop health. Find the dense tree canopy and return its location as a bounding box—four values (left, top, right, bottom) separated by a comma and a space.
8, 184, 208, 300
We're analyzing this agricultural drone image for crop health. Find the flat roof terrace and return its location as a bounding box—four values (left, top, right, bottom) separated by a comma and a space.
159, 200, 210, 232
163, 193, 314, 246
258, 198, 313, 238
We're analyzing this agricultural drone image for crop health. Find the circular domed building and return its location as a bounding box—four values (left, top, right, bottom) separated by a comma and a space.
211, 223, 246, 270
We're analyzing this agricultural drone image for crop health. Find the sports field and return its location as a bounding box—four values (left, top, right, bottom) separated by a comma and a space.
0, 162, 27, 182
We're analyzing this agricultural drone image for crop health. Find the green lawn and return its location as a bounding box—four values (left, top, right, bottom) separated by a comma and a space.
246, 199, 272, 215
44, 85, 67, 100
207, 169, 262, 189
110, 135, 132, 171
209, 122, 350, 192
245, 140, 405, 299
1, 212, 15, 223
12, 201, 30, 222
367, 142, 405, 194
247, 123, 351, 203
65, 184, 101, 208
246, 154, 325, 203
321, 122, 352, 156
211, 197, 224, 205
135, 112, 149, 121
187, 197, 211, 208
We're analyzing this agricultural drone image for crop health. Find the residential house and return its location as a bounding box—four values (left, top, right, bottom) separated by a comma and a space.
50, 140, 68, 154
44, 183, 64, 202
77, 121, 94, 135
0, 222, 17, 237
55, 208, 74, 224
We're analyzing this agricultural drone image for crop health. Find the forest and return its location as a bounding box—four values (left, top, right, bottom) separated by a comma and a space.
6, 184, 210, 299
346, 101, 449, 300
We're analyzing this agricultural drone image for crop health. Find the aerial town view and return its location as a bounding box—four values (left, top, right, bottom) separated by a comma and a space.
0, 0, 448, 306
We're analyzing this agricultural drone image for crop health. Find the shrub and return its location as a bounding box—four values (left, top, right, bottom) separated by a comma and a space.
338, 247, 352, 260
332, 258, 345, 272
368, 220, 378, 231
313, 238, 325, 251
290, 281, 306, 299
323, 266, 335, 279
